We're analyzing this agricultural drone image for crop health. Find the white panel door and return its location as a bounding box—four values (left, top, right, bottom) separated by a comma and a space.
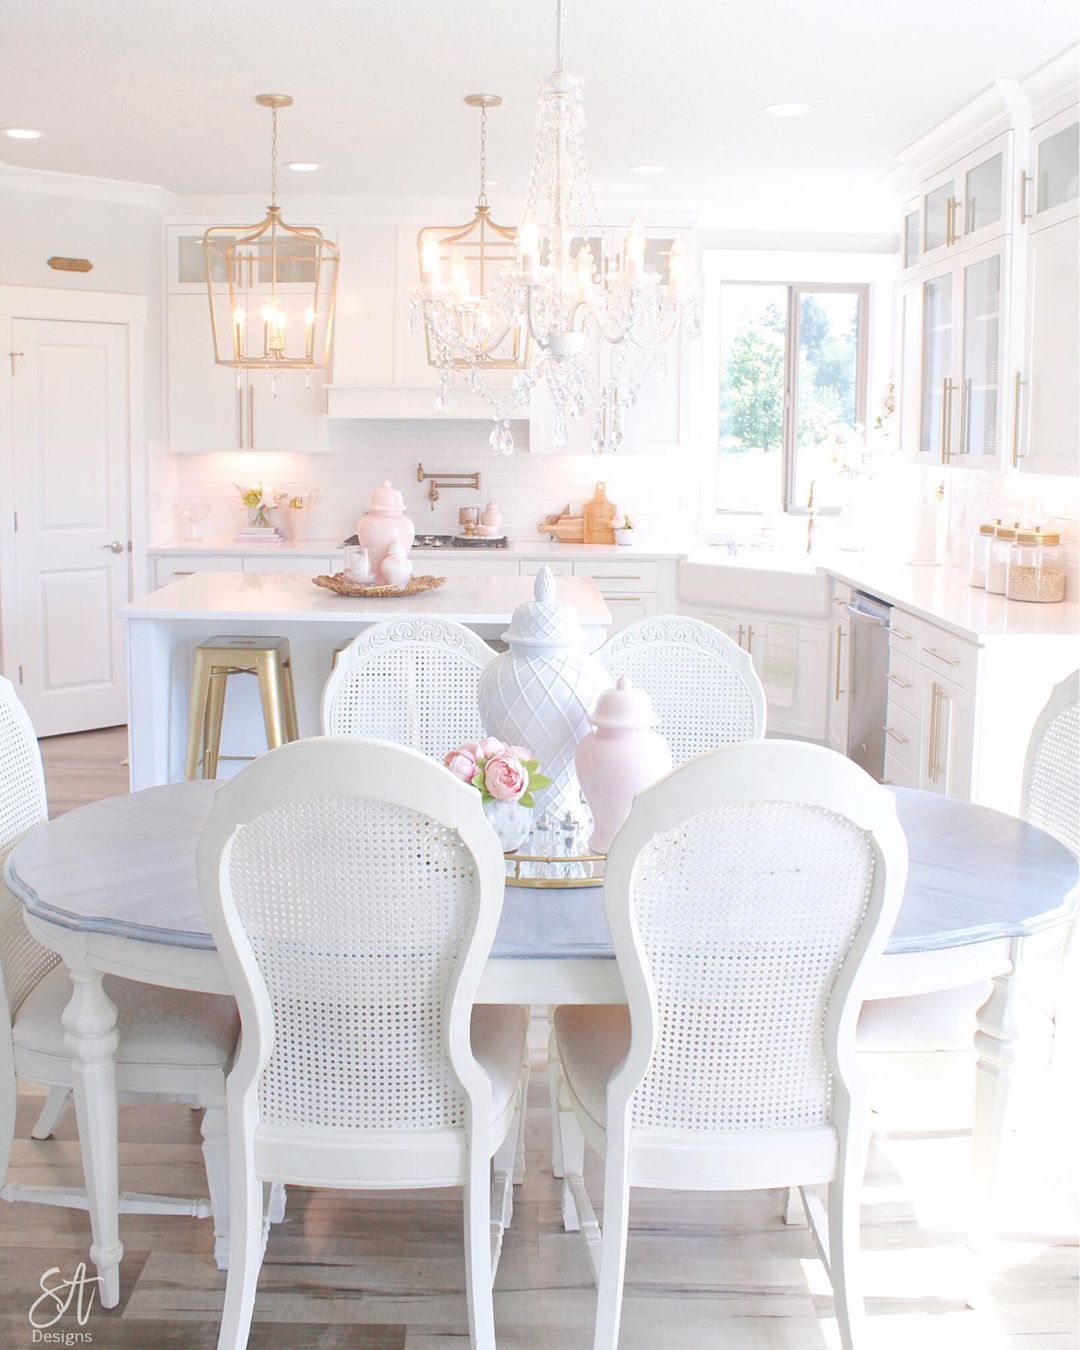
1019, 215, 1080, 475
11, 319, 130, 735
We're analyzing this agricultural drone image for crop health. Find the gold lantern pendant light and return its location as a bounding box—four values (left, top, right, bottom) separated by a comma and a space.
412, 95, 528, 451
203, 94, 340, 387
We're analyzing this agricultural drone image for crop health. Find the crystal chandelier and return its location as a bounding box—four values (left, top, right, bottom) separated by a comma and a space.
509, 0, 700, 452
412, 95, 527, 455
203, 95, 340, 386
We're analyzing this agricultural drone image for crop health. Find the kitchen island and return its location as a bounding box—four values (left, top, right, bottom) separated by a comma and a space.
121, 570, 611, 790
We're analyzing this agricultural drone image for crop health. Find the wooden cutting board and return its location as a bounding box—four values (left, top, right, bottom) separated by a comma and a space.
538, 516, 585, 543
583, 482, 617, 544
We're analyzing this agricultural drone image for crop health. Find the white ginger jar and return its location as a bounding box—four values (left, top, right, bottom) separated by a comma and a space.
478, 565, 612, 820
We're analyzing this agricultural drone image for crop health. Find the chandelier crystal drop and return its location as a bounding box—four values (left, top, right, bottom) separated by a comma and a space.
203, 95, 340, 386
508, 0, 700, 452
411, 94, 528, 455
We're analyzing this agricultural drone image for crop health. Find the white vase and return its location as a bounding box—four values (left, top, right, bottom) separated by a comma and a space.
478, 566, 612, 820
483, 798, 533, 853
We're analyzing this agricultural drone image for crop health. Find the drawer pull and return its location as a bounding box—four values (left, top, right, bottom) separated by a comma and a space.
885, 673, 911, 689
173, 570, 195, 577
603, 594, 642, 602
884, 727, 908, 745
834, 626, 845, 701
592, 574, 642, 581
891, 627, 914, 642
924, 646, 960, 667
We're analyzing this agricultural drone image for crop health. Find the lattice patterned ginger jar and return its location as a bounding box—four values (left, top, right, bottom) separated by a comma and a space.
478, 566, 612, 819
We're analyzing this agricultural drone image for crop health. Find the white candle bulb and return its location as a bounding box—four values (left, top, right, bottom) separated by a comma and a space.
421, 236, 442, 283
518, 217, 540, 279
668, 239, 687, 296
625, 216, 646, 281
450, 247, 470, 298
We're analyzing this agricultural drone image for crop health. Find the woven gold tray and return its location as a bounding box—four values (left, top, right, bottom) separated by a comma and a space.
313, 572, 447, 599
505, 851, 606, 889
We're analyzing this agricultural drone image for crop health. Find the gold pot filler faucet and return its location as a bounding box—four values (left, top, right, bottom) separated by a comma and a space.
416, 463, 481, 511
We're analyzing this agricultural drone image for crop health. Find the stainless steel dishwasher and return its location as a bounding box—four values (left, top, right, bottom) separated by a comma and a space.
846, 590, 891, 781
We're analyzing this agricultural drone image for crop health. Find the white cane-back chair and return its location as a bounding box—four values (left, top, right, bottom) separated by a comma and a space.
857, 670, 1080, 1086
197, 737, 530, 1350
597, 615, 766, 765
322, 617, 494, 758
549, 741, 907, 1350
0, 675, 239, 1267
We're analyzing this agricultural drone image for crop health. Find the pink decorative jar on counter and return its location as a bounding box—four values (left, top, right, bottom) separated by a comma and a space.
575, 675, 672, 853
357, 481, 415, 573
479, 501, 504, 537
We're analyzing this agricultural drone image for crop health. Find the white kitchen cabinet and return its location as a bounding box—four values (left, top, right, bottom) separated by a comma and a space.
915, 133, 1012, 268
167, 297, 327, 452
682, 605, 828, 741
242, 554, 335, 574
330, 224, 397, 387
153, 554, 244, 587
826, 588, 852, 753
900, 198, 921, 277
1015, 214, 1079, 474
916, 239, 1008, 468
1025, 105, 1079, 234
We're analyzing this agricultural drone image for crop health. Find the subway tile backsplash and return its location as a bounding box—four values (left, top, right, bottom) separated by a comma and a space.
159, 419, 700, 545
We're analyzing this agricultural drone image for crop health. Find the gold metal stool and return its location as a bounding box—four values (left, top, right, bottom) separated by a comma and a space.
185, 636, 299, 780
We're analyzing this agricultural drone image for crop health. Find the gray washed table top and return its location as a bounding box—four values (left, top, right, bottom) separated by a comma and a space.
5, 781, 1077, 959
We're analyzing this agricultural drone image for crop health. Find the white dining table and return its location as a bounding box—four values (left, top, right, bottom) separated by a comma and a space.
5, 782, 1077, 1308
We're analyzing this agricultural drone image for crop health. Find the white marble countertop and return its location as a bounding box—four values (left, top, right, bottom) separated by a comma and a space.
683, 545, 1080, 642
122, 569, 613, 626
148, 537, 689, 562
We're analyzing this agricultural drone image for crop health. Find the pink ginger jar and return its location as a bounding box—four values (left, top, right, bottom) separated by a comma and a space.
357, 481, 415, 573
479, 501, 503, 537
575, 675, 672, 853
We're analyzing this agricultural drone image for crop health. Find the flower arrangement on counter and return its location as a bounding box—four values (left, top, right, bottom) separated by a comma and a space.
235, 483, 276, 528
445, 737, 552, 852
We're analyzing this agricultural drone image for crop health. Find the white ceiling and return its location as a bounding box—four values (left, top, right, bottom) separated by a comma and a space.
1, 0, 1077, 230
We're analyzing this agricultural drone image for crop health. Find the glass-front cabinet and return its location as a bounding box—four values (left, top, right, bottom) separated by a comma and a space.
917, 242, 1008, 468
922, 176, 959, 263
957, 244, 1005, 462
901, 200, 921, 275
1027, 106, 1080, 232
962, 148, 1005, 240
919, 267, 954, 460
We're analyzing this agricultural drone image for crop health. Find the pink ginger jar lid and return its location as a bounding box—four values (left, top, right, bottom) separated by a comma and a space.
589, 674, 660, 730
366, 480, 406, 514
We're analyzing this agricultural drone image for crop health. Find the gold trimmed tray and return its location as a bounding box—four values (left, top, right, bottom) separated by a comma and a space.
313, 572, 447, 599
505, 851, 606, 889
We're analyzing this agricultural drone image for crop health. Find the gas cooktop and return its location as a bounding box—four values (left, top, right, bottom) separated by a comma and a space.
342, 534, 509, 551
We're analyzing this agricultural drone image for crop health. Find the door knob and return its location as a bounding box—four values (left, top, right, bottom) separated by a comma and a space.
103, 540, 125, 554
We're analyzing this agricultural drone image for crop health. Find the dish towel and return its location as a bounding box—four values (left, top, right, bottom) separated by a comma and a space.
761, 624, 798, 709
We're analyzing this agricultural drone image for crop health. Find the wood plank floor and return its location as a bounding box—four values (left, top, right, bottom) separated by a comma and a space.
2, 727, 1076, 1348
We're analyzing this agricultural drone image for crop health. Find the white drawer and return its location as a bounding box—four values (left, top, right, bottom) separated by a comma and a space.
883, 699, 919, 772
883, 749, 917, 788
154, 555, 243, 587
242, 555, 334, 573
573, 559, 659, 592
885, 647, 922, 718
424, 557, 521, 579
832, 581, 853, 611
598, 594, 657, 629
918, 622, 979, 694
520, 558, 574, 577
888, 612, 919, 654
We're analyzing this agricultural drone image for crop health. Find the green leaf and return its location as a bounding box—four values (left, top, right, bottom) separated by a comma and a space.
470, 772, 486, 790
523, 759, 540, 773
528, 773, 552, 791
519, 792, 535, 808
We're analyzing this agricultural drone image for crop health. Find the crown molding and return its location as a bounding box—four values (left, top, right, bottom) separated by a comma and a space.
0, 159, 172, 212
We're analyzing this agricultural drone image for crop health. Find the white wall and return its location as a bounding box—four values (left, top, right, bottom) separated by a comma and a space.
0, 188, 163, 439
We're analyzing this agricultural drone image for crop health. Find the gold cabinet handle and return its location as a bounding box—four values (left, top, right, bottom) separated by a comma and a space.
834, 626, 845, 701
248, 384, 255, 449
885, 726, 908, 745
924, 646, 960, 667
237, 385, 245, 450
960, 377, 972, 456
746, 625, 754, 654
1019, 170, 1033, 226
602, 594, 642, 602
592, 575, 642, 581
1012, 372, 1027, 466
940, 378, 950, 462
885, 672, 911, 689
891, 627, 914, 642
736, 624, 745, 649
927, 681, 939, 780
946, 196, 960, 246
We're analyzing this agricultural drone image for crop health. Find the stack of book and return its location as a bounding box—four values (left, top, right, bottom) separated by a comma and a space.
234, 523, 285, 544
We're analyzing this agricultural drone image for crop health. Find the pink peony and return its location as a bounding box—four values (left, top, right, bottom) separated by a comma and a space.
444, 748, 478, 783
484, 754, 528, 803
504, 745, 531, 761
478, 736, 507, 758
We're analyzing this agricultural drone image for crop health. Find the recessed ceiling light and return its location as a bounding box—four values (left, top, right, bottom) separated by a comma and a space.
763, 103, 812, 118
286, 160, 321, 172
3, 127, 42, 140
630, 164, 666, 175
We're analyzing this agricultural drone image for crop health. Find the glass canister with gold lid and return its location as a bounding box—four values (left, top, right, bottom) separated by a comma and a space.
985, 521, 1018, 595
969, 520, 999, 588
1006, 527, 1066, 603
